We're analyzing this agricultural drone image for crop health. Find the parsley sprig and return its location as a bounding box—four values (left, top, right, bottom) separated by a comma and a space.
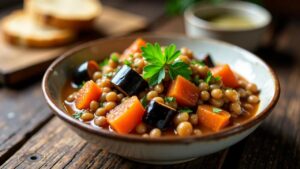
140, 96, 147, 108
212, 107, 222, 114
178, 108, 193, 113
110, 53, 119, 63
72, 111, 83, 119
165, 96, 176, 103
205, 71, 221, 84
99, 58, 109, 68
142, 43, 192, 86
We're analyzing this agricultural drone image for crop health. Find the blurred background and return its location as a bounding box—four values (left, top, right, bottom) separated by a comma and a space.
0, 0, 299, 86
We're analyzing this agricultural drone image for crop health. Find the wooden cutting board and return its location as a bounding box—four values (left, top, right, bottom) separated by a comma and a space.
0, 6, 147, 85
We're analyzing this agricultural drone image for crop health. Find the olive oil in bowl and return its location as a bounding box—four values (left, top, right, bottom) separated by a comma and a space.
203, 13, 255, 29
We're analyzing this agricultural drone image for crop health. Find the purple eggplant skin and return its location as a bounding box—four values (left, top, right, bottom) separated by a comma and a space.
73, 60, 99, 86
111, 65, 148, 96
143, 100, 178, 130
202, 54, 215, 67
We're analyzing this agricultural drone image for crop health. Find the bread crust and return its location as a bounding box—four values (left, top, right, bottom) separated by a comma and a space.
35, 13, 96, 30
1, 11, 75, 47
25, 0, 102, 30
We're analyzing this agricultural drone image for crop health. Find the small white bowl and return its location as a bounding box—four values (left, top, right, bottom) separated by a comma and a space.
42, 35, 280, 165
184, 1, 271, 50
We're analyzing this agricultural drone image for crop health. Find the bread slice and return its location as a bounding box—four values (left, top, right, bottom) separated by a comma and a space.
1, 11, 75, 47
25, 0, 102, 29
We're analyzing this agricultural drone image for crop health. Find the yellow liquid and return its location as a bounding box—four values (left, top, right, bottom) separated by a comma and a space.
205, 14, 255, 29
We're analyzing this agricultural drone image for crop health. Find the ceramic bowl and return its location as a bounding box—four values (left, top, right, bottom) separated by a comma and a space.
184, 1, 271, 50
42, 35, 280, 165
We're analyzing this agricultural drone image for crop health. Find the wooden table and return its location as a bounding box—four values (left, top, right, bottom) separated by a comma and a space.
1, 1, 300, 169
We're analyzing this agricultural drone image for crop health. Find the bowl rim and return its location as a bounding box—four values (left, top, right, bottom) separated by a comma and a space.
184, 1, 272, 32
42, 34, 280, 144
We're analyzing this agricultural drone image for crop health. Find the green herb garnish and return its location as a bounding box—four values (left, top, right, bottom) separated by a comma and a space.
165, 96, 176, 103
72, 111, 83, 119
212, 107, 222, 113
214, 76, 221, 82
124, 60, 132, 66
140, 96, 147, 108
99, 58, 109, 68
179, 108, 193, 113
169, 60, 192, 80
103, 72, 114, 78
110, 53, 119, 63
191, 60, 205, 66
142, 43, 192, 86
78, 81, 86, 88
99, 102, 104, 107
204, 71, 221, 84
192, 75, 200, 85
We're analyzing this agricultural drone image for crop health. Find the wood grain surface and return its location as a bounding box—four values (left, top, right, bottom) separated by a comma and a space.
0, 82, 52, 164
0, 118, 226, 169
0, 1, 300, 169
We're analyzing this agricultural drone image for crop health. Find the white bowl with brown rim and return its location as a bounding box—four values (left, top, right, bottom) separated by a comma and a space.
42, 34, 280, 165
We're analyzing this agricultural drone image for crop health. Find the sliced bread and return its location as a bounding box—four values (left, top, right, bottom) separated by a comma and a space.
25, 0, 102, 29
1, 11, 75, 47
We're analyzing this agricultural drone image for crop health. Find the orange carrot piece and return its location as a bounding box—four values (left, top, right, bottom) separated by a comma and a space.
211, 64, 239, 88
75, 80, 102, 109
167, 75, 199, 107
107, 96, 145, 134
122, 38, 146, 60
197, 105, 231, 131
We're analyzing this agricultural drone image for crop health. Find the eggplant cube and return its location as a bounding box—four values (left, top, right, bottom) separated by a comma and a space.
73, 60, 99, 86
143, 100, 177, 130
111, 65, 148, 96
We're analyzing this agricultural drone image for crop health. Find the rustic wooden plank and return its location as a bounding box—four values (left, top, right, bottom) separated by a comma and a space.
0, 82, 53, 164
154, 16, 185, 34
0, 117, 226, 169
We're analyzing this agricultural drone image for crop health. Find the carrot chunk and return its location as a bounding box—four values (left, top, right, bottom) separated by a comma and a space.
167, 75, 199, 107
75, 80, 102, 109
107, 96, 145, 134
211, 64, 239, 88
122, 38, 146, 60
197, 105, 231, 131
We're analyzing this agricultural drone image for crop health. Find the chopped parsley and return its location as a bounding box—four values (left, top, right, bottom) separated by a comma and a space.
99, 58, 109, 68
192, 75, 200, 85
103, 72, 114, 78
205, 71, 221, 84
140, 96, 147, 108
178, 108, 193, 113
124, 60, 132, 66
212, 107, 222, 113
99, 102, 104, 107
110, 53, 119, 63
164, 96, 176, 103
191, 60, 205, 66
72, 111, 83, 119
78, 81, 86, 88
